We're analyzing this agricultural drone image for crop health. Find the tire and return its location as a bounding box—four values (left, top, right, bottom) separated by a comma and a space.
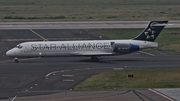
91, 56, 99, 62
15, 59, 19, 63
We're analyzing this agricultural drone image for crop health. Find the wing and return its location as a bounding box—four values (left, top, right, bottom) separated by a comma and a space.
71, 51, 113, 56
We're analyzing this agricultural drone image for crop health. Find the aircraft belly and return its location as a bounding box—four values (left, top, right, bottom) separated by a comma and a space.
30, 50, 77, 57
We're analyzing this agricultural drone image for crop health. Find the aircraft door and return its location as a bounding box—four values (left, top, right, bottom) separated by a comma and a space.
22, 43, 30, 54
24, 46, 29, 53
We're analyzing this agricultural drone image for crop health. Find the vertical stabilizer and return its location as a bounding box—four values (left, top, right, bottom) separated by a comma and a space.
133, 21, 168, 42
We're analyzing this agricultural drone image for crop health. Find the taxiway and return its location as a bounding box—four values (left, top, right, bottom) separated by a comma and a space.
0, 22, 180, 101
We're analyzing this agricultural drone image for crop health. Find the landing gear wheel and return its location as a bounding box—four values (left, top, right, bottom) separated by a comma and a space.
91, 56, 99, 62
15, 58, 19, 63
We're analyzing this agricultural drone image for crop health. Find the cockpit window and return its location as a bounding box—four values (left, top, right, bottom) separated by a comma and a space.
15, 44, 23, 49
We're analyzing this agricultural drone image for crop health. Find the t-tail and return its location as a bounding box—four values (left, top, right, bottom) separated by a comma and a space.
133, 21, 168, 42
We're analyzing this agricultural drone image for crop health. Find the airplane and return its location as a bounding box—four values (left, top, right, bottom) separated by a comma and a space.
6, 21, 168, 63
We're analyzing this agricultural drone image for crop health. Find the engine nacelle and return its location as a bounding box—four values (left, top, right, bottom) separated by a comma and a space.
113, 44, 139, 53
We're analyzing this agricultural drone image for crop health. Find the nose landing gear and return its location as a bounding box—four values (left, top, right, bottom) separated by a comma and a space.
15, 58, 19, 63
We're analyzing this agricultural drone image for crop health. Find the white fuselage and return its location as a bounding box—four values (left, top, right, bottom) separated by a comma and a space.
6, 39, 158, 58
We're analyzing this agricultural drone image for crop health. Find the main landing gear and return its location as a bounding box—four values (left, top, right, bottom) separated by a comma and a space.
91, 56, 99, 62
14, 58, 19, 63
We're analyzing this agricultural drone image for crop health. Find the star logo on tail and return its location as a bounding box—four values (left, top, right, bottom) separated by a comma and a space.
144, 27, 156, 40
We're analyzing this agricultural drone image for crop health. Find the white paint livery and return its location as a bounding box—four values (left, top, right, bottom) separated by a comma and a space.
6, 21, 168, 63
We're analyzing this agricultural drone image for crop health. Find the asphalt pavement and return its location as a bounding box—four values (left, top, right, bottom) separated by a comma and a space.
0, 28, 179, 101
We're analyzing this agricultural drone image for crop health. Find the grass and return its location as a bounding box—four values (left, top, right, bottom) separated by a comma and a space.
75, 69, 180, 90
101, 28, 180, 54
0, 0, 180, 21
76, 28, 180, 89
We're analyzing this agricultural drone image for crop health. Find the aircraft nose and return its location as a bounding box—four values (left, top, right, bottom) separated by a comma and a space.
6, 49, 15, 57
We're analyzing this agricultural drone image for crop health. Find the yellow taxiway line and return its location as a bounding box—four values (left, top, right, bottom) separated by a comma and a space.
29, 28, 48, 41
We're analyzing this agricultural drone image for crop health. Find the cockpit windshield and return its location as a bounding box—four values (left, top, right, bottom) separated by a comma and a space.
15, 44, 23, 49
